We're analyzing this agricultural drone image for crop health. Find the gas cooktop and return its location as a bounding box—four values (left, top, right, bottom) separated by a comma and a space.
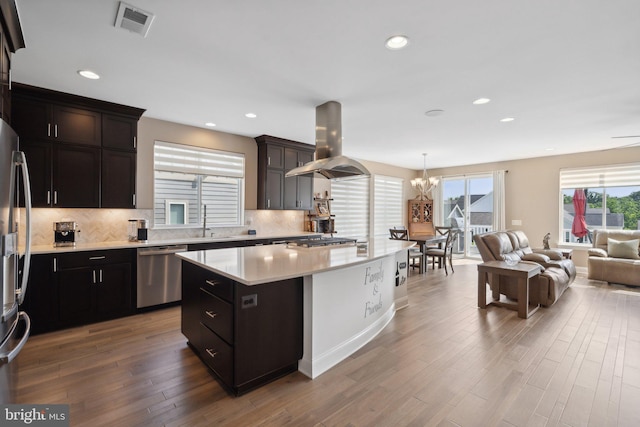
287, 237, 357, 248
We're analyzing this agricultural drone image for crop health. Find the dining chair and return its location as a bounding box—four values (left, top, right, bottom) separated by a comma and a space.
425, 229, 458, 275
389, 228, 424, 274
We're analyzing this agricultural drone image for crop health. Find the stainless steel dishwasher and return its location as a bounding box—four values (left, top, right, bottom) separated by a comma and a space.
137, 245, 188, 308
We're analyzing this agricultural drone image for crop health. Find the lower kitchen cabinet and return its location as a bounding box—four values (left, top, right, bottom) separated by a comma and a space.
20, 254, 58, 335
21, 249, 135, 334
181, 261, 303, 395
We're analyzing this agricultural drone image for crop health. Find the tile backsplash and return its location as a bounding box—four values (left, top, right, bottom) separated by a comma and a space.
25, 208, 306, 246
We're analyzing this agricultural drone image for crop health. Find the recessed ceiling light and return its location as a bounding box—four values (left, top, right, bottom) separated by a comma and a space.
472, 98, 491, 105
385, 35, 409, 50
425, 109, 444, 117
245, 113, 257, 118
500, 117, 515, 122
78, 70, 100, 80
205, 122, 216, 127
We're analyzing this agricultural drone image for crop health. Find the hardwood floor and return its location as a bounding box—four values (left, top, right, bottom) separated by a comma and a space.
11, 263, 640, 426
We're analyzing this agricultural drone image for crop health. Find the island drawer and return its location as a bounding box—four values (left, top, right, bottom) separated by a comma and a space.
199, 323, 233, 387
200, 288, 233, 344
201, 273, 234, 302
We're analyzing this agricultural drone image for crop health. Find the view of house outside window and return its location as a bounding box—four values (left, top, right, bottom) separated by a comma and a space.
560, 164, 640, 244
153, 141, 245, 228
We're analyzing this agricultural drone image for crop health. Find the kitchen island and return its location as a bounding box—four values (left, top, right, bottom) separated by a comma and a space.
177, 237, 414, 394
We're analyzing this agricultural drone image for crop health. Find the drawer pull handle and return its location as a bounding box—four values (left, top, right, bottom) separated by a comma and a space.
205, 280, 220, 287
205, 311, 217, 319
205, 349, 217, 358
89, 256, 106, 260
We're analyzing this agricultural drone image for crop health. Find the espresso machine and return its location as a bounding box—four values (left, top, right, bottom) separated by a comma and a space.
54, 221, 79, 247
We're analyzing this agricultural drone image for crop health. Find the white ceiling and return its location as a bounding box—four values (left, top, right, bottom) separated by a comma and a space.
10, 0, 640, 170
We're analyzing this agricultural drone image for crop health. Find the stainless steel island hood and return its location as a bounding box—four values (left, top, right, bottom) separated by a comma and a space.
285, 101, 370, 179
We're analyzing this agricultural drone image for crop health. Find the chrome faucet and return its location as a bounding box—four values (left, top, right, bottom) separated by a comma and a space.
202, 204, 209, 237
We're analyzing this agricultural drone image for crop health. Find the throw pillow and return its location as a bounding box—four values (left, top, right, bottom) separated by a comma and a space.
607, 238, 640, 260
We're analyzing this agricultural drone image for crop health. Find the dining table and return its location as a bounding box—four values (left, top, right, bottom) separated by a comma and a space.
409, 233, 448, 271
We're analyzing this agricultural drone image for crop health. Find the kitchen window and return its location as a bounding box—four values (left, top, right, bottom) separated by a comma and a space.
331, 177, 370, 240
559, 163, 640, 244
153, 141, 245, 228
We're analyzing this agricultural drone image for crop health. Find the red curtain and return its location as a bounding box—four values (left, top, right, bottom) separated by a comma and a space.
571, 189, 588, 238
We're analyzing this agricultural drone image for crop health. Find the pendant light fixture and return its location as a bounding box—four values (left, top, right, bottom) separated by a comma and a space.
411, 153, 439, 200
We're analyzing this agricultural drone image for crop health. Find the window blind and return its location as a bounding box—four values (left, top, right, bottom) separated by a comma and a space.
373, 175, 404, 237
331, 177, 370, 239
560, 163, 640, 188
154, 140, 244, 178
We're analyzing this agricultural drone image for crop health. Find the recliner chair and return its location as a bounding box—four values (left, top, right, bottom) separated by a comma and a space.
474, 230, 576, 306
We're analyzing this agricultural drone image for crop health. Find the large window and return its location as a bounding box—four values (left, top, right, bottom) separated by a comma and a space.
373, 175, 403, 237
560, 163, 640, 244
154, 141, 245, 228
331, 177, 370, 240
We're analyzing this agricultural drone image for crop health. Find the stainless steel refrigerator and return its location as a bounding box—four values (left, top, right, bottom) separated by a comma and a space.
0, 118, 32, 403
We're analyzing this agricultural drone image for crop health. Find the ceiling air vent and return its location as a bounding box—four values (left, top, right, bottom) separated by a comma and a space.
114, 2, 155, 37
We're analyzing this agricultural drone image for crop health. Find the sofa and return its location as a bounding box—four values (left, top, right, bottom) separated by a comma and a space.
588, 229, 640, 286
474, 230, 576, 306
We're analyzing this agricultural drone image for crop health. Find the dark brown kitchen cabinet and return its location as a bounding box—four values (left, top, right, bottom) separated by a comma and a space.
181, 261, 303, 395
18, 141, 51, 207
0, 0, 25, 123
56, 250, 134, 329
19, 254, 58, 335
21, 249, 135, 334
12, 83, 144, 208
102, 114, 137, 151
53, 144, 101, 207
12, 97, 101, 146
284, 148, 314, 210
102, 149, 136, 208
18, 141, 100, 208
255, 135, 315, 210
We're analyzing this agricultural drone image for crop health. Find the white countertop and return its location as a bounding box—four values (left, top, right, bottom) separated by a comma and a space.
31, 232, 321, 255
176, 237, 415, 285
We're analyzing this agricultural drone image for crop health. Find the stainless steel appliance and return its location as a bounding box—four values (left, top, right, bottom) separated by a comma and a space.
137, 245, 187, 308
0, 119, 32, 402
53, 221, 78, 247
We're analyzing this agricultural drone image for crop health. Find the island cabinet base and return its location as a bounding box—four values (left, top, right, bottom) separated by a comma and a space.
181, 261, 303, 396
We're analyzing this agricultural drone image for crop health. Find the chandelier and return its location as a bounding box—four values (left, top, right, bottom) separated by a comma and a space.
411, 153, 439, 200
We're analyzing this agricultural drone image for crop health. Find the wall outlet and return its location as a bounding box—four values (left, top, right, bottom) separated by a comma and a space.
511, 219, 522, 226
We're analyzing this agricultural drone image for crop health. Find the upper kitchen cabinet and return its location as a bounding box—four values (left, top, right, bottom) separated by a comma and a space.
102, 114, 137, 151
255, 135, 315, 210
0, 0, 25, 123
12, 93, 102, 146
12, 83, 144, 208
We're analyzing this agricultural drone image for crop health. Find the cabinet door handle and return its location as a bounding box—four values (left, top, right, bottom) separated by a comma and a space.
132, 194, 136, 206
267, 156, 271, 166
133, 136, 137, 149
53, 257, 57, 273
99, 269, 103, 283
47, 123, 51, 137
92, 270, 96, 284
89, 256, 106, 260
267, 199, 270, 208
205, 310, 217, 319
54, 124, 58, 138
205, 349, 217, 358
47, 190, 51, 205
53, 190, 58, 205
205, 280, 220, 287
